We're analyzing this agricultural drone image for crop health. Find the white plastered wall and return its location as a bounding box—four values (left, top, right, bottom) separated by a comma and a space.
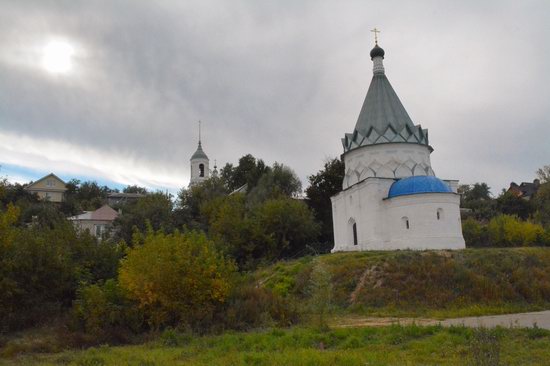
343, 143, 434, 189
331, 179, 465, 252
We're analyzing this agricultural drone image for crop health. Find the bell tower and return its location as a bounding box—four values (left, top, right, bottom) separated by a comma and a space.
189, 121, 209, 186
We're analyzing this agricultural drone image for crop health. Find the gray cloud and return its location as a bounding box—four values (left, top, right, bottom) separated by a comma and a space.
0, 0, 549, 193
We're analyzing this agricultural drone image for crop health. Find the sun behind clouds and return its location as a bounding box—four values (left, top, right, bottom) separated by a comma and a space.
41, 39, 75, 74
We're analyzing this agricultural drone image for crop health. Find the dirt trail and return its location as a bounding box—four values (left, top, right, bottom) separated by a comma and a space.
331, 310, 550, 329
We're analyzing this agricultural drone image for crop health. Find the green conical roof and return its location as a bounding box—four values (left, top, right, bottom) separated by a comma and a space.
191, 141, 208, 160
342, 45, 430, 153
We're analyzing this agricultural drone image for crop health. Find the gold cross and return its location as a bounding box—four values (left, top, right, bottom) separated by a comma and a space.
371, 28, 381, 45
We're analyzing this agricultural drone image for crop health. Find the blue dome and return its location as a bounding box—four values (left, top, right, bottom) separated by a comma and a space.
388, 176, 452, 198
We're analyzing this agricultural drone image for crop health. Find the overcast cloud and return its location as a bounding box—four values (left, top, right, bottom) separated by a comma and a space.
1, 0, 549, 194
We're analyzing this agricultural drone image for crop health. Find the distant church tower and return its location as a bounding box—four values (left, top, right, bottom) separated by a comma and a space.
331, 30, 465, 251
189, 121, 209, 186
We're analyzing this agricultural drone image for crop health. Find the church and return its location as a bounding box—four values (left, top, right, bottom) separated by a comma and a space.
331, 35, 465, 251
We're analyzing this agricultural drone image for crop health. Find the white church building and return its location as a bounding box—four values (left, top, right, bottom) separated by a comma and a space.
331, 39, 465, 252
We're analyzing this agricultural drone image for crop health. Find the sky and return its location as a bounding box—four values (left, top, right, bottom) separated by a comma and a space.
1, 0, 549, 196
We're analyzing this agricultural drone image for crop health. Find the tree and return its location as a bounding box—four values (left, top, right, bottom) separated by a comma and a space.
536, 165, 550, 183
247, 163, 302, 206
220, 154, 269, 192
113, 192, 174, 244
174, 176, 228, 230
459, 183, 497, 221
305, 158, 345, 245
496, 191, 533, 220
123, 185, 148, 194
118, 230, 236, 329
253, 197, 320, 260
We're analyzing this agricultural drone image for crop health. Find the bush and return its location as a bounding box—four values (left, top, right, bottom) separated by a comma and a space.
224, 282, 299, 330
487, 215, 545, 247
72, 280, 144, 343
118, 230, 236, 330
0, 207, 124, 331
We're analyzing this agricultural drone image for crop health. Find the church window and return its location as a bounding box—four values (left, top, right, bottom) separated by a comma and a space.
353, 223, 358, 246
199, 163, 205, 177
437, 208, 443, 221
402, 216, 410, 229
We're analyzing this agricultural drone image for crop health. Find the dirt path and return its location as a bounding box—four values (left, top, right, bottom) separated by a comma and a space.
331, 310, 550, 329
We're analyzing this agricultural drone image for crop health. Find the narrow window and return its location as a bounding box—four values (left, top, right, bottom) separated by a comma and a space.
353, 222, 358, 246
199, 163, 205, 177
437, 208, 444, 221
402, 216, 410, 230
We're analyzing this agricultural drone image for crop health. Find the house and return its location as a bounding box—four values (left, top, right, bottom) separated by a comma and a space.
330, 39, 465, 251
68, 204, 119, 238
107, 192, 145, 206
24, 173, 67, 203
507, 179, 541, 200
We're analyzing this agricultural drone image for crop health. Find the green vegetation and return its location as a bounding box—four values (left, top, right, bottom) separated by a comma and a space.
253, 248, 550, 318
2, 325, 550, 365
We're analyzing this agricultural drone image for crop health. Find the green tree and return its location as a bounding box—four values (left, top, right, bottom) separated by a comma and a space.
536, 165, 550, 183
459, 183, 497, 221
253, 197, 320, 260
496, 191, 533, 220
247, 163, 302, 206
220, 154, 269, 192
114, 192, 174, 244
123, 185, 148, 194
174, 176, 228, 230
305, 158, 345, 245
118, 230, 236, 329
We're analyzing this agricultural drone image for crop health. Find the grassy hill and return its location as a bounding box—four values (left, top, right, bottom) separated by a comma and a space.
252, 247, 550, 318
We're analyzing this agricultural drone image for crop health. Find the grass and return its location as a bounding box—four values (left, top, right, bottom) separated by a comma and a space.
253, 247, 550, 318
1, 325, 550, 365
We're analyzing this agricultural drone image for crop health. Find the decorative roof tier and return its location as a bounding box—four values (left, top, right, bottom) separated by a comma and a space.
342, 43, 431, 153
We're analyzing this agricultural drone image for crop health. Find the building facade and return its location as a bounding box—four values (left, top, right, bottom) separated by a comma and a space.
24, 173, 67, 203
331, 41, 465, 251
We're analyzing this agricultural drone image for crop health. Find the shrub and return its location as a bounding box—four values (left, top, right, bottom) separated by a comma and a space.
487, 215, 545, 246
118, 230, 236, 330
72, 279, 144, 342
224, 282, 299, 330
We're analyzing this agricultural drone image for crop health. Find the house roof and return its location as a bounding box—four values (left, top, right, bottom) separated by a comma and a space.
342, 43, 430, 153
25, 173, 67, 191
68, 204, 119, 222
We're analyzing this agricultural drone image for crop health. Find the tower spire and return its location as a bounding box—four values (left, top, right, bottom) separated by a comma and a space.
198, 120, 202, 146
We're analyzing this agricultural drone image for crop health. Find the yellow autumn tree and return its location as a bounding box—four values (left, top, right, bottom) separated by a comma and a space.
119, 230, 236, 329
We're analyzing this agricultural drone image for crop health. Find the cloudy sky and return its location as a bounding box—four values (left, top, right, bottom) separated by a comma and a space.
1, 0, 549, 195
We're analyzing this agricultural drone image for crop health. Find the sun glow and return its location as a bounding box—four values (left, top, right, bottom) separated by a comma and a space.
41, 40, 75, 74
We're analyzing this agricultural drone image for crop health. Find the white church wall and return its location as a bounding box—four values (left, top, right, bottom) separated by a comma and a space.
342, 143, 434, 189
383, 193, 465, 250
331, 178, 394, 252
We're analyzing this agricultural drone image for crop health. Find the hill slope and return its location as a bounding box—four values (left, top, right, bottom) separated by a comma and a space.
252, 248, 550, 318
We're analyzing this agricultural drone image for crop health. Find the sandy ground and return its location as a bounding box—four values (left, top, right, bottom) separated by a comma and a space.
331, 310, 550, 329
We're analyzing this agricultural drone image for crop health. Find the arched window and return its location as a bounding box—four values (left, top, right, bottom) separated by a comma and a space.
348, 218, 358, 246
199, 163, 205, 177
437, 208, 443, 221
402, 216, 410, 230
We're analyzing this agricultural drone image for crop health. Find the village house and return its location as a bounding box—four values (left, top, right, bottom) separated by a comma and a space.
68, 204, 119, 239
24, 173, 67, 203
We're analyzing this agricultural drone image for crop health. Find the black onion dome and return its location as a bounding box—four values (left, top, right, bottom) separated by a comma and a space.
370, 44, 385, 59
